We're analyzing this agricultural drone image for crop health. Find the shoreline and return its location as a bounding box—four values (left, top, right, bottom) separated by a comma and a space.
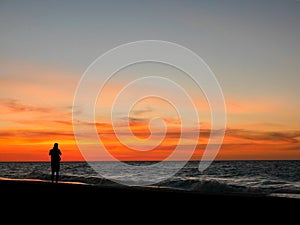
1, 178, 298, 202
1, 177, 299, 200
1, 178, 299, 219
2, 176, 299, 199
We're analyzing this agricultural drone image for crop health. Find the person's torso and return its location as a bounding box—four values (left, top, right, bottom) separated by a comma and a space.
50, 149, 61, 162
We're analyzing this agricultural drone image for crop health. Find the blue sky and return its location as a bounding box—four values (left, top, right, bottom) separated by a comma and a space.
1, 0, 299, 122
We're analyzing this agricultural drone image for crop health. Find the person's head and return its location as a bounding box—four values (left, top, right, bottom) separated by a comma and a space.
54, 143, 58, 149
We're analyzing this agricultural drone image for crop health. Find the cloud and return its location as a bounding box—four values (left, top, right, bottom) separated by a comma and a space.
226, 129, 300, 144
132, 107, 153, 116
0, 98, 52, 113
0, 130, 75, 143
53, 120, 73, 126
128, 117, 149, 124
282, 144, 300, 151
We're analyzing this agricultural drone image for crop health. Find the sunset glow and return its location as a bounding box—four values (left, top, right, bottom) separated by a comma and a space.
1, 0, 299, 161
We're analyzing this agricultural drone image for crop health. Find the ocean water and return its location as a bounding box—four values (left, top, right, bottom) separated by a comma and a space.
0, 160, 299, 199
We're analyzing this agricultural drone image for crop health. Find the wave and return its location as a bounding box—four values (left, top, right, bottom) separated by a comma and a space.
1, 173, 299, 198
1, 161, 299, 199
23, 171, 258, 194
156, 179, 266, 195
3, 169, 300, 196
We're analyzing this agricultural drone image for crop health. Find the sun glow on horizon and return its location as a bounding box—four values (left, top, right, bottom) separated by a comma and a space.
1, 1, 299, 161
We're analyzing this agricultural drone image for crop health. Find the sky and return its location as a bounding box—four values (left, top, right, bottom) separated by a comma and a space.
0, 0, 299, 161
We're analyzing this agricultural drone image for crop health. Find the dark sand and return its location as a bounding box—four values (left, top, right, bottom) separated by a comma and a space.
1, 179, 298, 220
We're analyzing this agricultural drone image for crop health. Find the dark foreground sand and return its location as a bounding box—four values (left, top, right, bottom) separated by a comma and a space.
1, 179, 298, 220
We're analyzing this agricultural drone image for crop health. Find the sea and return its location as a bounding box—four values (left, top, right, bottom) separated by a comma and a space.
0, 160, 299, 199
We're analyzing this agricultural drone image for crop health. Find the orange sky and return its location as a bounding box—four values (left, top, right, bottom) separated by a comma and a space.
1, 0, 300, 162
0, 62, 299, 161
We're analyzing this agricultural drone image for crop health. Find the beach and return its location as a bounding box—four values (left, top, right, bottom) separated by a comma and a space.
1, 160, 299, 220
1, 178, 298, 217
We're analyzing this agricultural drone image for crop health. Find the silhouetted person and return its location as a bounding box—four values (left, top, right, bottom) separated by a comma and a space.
49, 143, 62, 183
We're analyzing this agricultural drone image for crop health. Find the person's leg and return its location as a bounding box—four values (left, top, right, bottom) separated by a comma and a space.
51, 170, 54, 183
56, 170, 59, 183
56, 163, 60, 183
